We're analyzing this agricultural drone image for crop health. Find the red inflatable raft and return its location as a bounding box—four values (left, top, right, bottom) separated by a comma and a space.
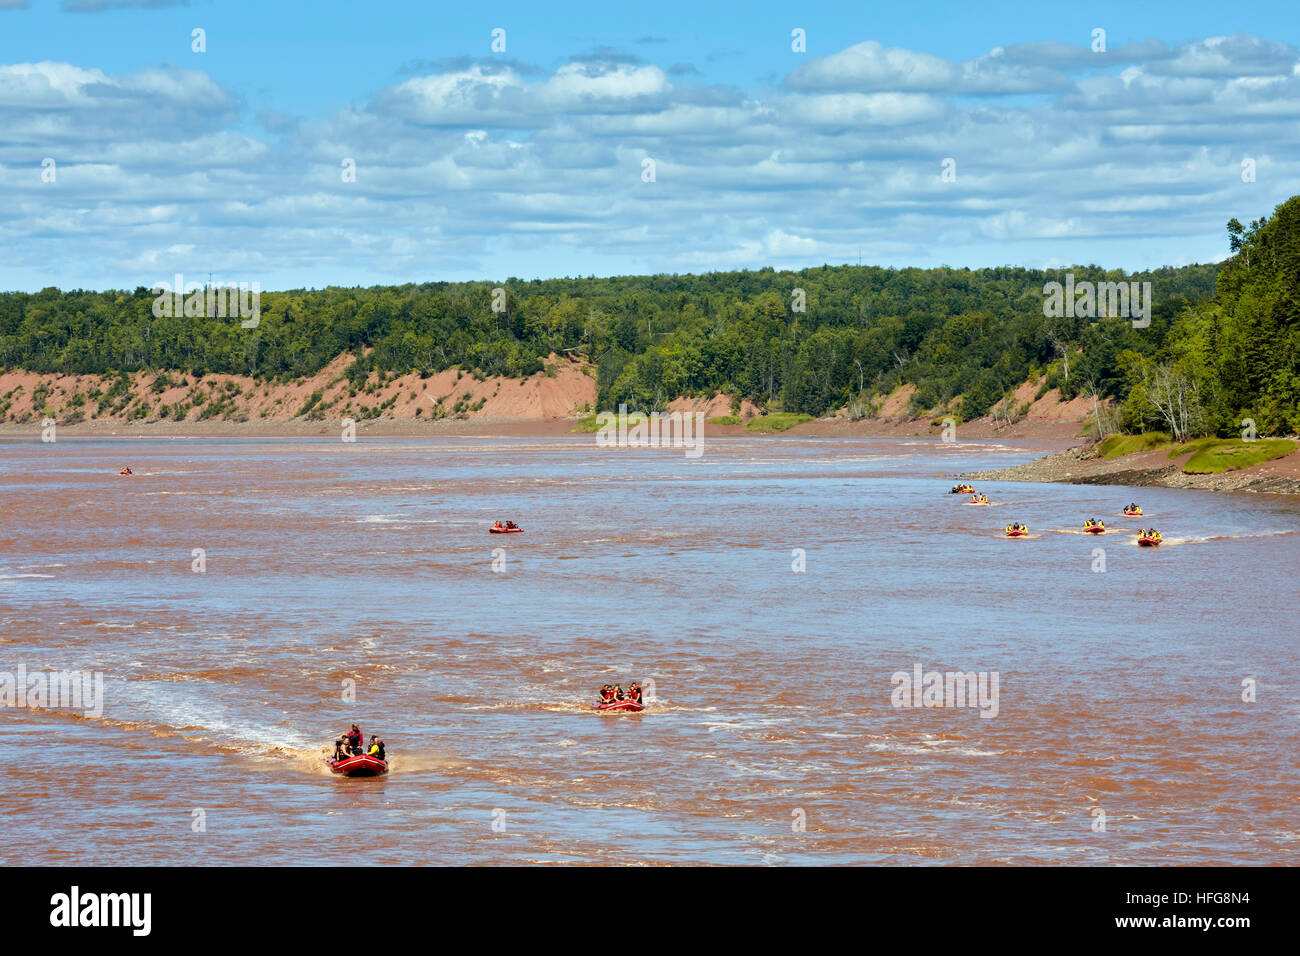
1005, 528, 1028, 537
1084, 525, 1105, 534
490, 526, 523, 534
592, 699, 645, 713
1123, 509, 1142, 517
328, 754, 389, 777
1137, 536, 1162, 547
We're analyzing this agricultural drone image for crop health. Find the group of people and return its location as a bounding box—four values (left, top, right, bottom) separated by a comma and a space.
1005, 522, 1028, 534
333, 722, 386, 762
597, 682, 643, 704
119, 467, 133, 476
1124, 502, 1143, 515
969, 493, 989, 504
491, 520, 520, 530
1083, 518, 1105, 530
951, 483, 975, 494
1139, 528, 1163, 541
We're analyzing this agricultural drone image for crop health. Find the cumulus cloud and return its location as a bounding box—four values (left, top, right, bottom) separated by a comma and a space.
2, 32, 1298, 289
985, 38, 1170, 69
786, 39, 1080, 95
1148, 33, 1299, 76
787, 42, 959, 92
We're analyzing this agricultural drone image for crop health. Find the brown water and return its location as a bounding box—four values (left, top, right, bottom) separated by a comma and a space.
2, 435, 1297, 865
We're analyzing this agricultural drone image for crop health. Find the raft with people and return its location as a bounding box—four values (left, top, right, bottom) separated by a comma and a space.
592, 682, 645, 713
950, 484, 975, 495
1083, 519, 1106, 534
592, 698, 645, 713
328, 753, 389, 776
1123, 504, 1143, 517
327, 723, 388, 776
1004, 524, 1028, 537
1137, 529, 1163, 547
490, 521, 523, 534
967, 494, 990, 505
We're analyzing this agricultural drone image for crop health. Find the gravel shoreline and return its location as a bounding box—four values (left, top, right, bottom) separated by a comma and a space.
965, 444, 1300, 496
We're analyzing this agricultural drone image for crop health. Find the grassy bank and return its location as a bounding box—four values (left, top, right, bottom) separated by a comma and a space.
1172, 437, 1297, 474
744, 413, 814, 432
1097, 433, 1297, 474
571, 411, 647, 433
1097, 433, 1171, 458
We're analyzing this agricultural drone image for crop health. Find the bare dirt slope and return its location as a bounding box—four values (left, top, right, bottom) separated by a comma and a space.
0, 352, 597, 425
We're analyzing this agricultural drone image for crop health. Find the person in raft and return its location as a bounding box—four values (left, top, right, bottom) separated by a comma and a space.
333, 739, 348, 761
367, 735, 386, 760
505, 520, 518, 529
342, 723, 363, 756
120, 467, 133, 476
598, 684, 615, 702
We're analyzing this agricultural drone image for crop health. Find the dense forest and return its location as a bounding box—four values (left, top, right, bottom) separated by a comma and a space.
2, 196, 1297, 436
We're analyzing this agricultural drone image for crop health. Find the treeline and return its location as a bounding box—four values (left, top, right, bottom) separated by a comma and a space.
1122, 197, 1300, 438
1, 197, 1296, 435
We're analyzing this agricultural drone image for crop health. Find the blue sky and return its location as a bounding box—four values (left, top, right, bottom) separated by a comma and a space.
2, 0, 1298, 290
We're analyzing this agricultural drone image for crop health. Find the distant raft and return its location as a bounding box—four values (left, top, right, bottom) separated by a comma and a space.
592, 698, 645, 713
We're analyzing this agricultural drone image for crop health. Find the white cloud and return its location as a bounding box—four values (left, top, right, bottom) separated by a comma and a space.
787, 41, 958, 92
1, 33, 1298, 289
